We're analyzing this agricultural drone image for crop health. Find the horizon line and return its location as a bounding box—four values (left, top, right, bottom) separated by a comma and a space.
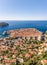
0, 20, 47, 21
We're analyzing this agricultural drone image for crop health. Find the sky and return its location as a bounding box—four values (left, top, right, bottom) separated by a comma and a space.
0, 0, 47, 20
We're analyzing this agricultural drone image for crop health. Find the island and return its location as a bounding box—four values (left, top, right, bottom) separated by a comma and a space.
0, 28, 47, 65
0, 22, 9, 27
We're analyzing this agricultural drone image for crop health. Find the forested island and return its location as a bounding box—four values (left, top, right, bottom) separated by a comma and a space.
0, 22, 9, 27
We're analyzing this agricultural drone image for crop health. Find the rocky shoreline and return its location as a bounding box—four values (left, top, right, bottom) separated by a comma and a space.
0, 22, 9, 27
1, 28, 43, 38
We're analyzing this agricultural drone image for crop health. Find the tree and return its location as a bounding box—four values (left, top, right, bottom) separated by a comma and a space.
44, 31, 47, 42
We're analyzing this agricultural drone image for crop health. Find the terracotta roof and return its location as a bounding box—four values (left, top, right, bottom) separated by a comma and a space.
41, 60, 47, 65
3, 59, 16, 63
9, 28, 42, 38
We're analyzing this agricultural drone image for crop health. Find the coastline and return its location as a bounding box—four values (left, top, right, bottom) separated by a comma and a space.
0, 21, 47, 34
0, 28, 43, 38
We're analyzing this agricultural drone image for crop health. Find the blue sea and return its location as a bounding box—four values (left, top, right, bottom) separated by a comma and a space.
0, 20, 47, 37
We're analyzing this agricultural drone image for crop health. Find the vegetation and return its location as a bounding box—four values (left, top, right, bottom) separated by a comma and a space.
0, 30, 47, 65
0, 22, 9, 27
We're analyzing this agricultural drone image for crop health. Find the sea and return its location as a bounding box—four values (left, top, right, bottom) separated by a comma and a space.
0, 20, 47, 37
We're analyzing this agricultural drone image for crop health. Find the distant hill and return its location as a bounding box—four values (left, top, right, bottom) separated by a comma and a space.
0, 22, 9, 27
